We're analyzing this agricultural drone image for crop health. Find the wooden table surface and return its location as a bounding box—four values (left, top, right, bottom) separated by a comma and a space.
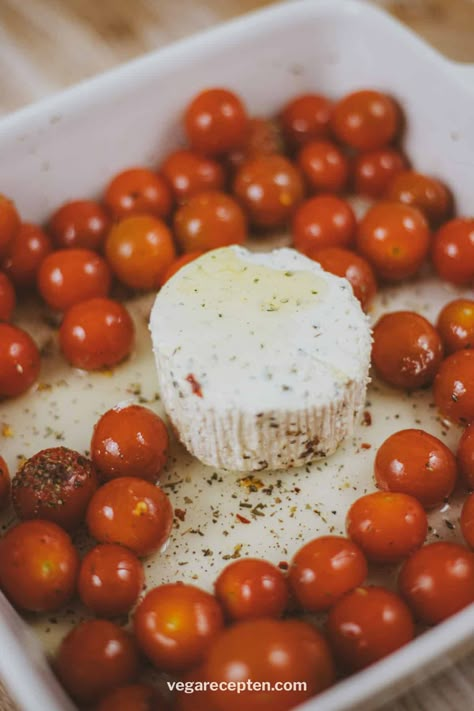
0, 0, 473, 710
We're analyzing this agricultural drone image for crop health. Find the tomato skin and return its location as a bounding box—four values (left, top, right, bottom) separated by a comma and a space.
185, 88, 248, 155
0, 323, 41, 398
461, 494, 474, 549
432, 218, 474, 286
55, 619, 139, 704
372, 311, 443, 390
104, 168, 172, 220
0, 520, 78, 612
49, 200, 110, 250
214, 558, 289, 621
2, 223, 52, 290
437, 298, 474, 354
91, 404, 169, 483
97, 684, 166, 711
293, 195, 356, 256
433, 349, 474, 425
289, 536, 367, 612
399, 542, 474, 624
0, 456, 10, 512
161, 149, 225, 204
353, 148, 407, 198
12, 447, 98, 531
297, 140, 349, 194
0, 272, 15, 321
326, 586, 414, 671
174, 191, 247, 253
160, 251, 204, 286
59, 297, 134, 371
280, 93, 333, 148
0, 195, 20, 259
310, 247, 377, 310
86, 476, 173, 556
458, 423, 474, 490
331, 90, 399, 151
385, 170, 451, 226
227, 117, 284, 170
375, 429, 457, 508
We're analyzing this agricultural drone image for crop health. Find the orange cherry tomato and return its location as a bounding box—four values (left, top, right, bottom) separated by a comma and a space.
78, 543, 144, 616
214, 558, 289, 621
386, 170, 452, 226
458, 422, 474, 490
134, 583, 224, 672
297, 140, 349, 194
432, 218, 474, 286
357, 201, 430, 281
227, 117, 284, 170
331, 90, 400, 151
0, 323, 40, 398
174, 191, 246, 253
352, 148, 407, 198
12, 447, 98, 531
185, 88, 248, 155
310, 247, 377, 310
280, 93, 333, 148
375, 429, 457, 508
372, 311, 443, 390
104, 168, 172, 220
0, 456, 10, 512
160, 251, 204, 286
399, 542, 474, 624
91, 404, 169, 483
105, 215, 176, 290
461, 494, 474, 549
97, 684, 166, 711
0, 272, 15, 321
2, 223, 52, 290
55, 619, 139, 704
0, 195, 20, 259
161, 149, 225, 204
437, 299, 474, 354
0, 520, 78, 612
433, 349, 474, 425
49, 199, 110, 250
289, 536, 367, 612
326, 586, 414, 671
86, 476, 173, 556
38, 248, 112, 311
233, 155, 304, 229
293, 195, 356, 256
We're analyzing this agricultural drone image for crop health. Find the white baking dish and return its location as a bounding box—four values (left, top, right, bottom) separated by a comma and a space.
0, 1, 473, 710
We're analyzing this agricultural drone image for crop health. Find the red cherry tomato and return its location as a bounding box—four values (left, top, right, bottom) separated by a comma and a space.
280, 93, 333, 148
214, 558, 289, 621
55, 619, 139, 704
185, 88, 248, 155
49, 200, 110, 250
227, 117, 284, 170
372, 311, 443, 390
59, 297, 134, 371
0, 520, 78, 612
0, 323, 41, 398
293, 195, 356, 256
91, 404, 169, 483
297, 140, 349, 194
461, 494, 474, 549
97, 684, 166, 711
331, 90, 400, 151
134, 583, 224, 672
86, 476, 173, 556
38, 248, 112, 311
353, 148, 407, 198
375, 429, 457, 508
386, 170, 452, 226
0, 272, 15, 321
433, 349, 474, 425
310, 247, 377, 310
0, 195, 20, 259
104, 168, 172, 220
326, 586, 414, 671
0, 456, 10, 512
174, 191, 247, 253
78, 543, 144, 616
2, 223, 52, 290
12, 447, 98, 531
399, 542, 474, 624
160, 251, 204, 286
437, 298, 474, 354
289, 536, 367, 612
458, 423, 474, 490
161, 149, 225, 204
432, 218, 474, 286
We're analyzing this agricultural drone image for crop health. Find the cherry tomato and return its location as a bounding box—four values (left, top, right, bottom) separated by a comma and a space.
461, 494, 474, 549
0, 455, 10, 512
399, 542, 474, 624
214, 558, 289, 621
2, 223, 52, 289
293, 195, 356, 256
91, 404, 169, 483
134, 583, 224, 672
0, 520, 78, 612
59, 297, 134, 371
227, 117, 284, 170
0, 272, 15, 321
297, 140, 349, 194
104, 168, 172, 220
78, 543, 144, 616
38, 248, 112, 311
0, 323, 40, 398
49, 199, 110, 250
375, 429, 457, 508
55, 619, 139, 704
185, 88, 248, 155
352, 148, 407, 198
201, 618, 335, 711
280, 93, 332, 148
458, 423, 474, 490
105, 215, 176, 290
310, 247, 377, 310
161, 149, 225, 204
433, 349, 474, 425
326, 586, 414, 671
331, 90, 400, 151
356, 201, 430, 281
86, 476, 173, 556
97, 684, 166, 711
289, 536, 367, 612
233, 155, 304, 229
432, 218, 474, 286
174, 191, 246, 253
160, 251, 204, 286
437, 298, 474, 353
12, 447, 98, 531
386, 170, 452, 226
372, 311, 443, 390
0, 195, 20, 259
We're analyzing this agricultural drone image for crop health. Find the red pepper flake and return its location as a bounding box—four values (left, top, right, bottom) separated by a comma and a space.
278, 561, 289, 570
362, 411, 372, 426
236, 513, 251, 524
361, 442, 371, 450
185, 374, 203, 397
175, 508, 186, 522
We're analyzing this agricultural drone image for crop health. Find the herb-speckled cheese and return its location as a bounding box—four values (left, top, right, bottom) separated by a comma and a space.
149, 246, 372, 471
